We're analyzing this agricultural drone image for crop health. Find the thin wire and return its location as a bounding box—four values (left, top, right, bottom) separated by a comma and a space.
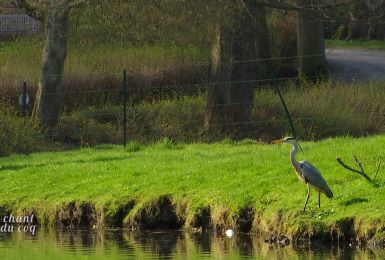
27, 101, 385, 122
14, 71, 366, 98
1, 47, 377, 82
4, 70, 383, 100
0, 51, 352, 79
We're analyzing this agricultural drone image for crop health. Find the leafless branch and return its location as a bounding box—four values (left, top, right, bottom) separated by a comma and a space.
12, 0, 45, 21
353, 155, 365, 174
336, 156, 372, 182
374, 159, 382, 181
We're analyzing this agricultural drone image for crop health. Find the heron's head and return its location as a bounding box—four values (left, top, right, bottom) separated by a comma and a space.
272, 136, 296, 145
272, 137, 303, 152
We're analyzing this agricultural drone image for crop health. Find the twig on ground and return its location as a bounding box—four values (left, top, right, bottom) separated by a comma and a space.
336, 156, 372, 182
374, 159, 382, 181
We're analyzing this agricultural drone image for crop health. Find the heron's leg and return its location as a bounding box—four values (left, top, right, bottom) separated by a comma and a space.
318, 191, 321, 208
303, 184, 310, 212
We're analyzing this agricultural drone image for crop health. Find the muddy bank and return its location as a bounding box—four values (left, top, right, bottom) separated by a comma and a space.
2, 196, 385, 246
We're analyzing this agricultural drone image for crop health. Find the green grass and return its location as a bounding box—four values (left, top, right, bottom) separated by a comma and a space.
0, 36, 209, 80
1, 135, 385, 243
326, 39, 385, 49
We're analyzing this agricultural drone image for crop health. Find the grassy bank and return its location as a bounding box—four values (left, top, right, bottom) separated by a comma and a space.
1, 135, 385, 244
326, 39, 385, 49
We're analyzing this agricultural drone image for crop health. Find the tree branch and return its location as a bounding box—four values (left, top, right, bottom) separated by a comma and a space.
336, 156, 372, 182
12, 0, 45, 21
374, 159, 382, 181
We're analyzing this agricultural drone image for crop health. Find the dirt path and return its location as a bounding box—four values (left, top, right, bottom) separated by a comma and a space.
326, 48, 385, 83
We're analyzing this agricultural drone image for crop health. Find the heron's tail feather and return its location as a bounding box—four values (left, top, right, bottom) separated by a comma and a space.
323, 186, 333, 198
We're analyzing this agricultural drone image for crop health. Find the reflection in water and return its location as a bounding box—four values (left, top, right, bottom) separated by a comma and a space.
0, 229, 384, 259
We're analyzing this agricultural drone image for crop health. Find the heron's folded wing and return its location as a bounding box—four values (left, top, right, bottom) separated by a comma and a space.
300, 160, 333, 198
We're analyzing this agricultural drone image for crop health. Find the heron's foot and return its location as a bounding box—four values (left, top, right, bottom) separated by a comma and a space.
300, 207, 307, 214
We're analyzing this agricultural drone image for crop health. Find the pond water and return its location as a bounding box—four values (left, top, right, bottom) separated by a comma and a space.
0, 229, 384, 259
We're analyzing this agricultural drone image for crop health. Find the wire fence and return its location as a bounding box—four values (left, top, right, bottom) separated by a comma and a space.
1, 52, 385, 155
2, 71, 380, 100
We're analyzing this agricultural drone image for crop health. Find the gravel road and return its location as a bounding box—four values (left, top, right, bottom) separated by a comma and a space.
326, 48, 385, 83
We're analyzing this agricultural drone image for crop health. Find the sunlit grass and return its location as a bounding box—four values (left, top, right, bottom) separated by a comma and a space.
326, 39, 385, 49
0, 135, 385, 240
0, 36, 209, 80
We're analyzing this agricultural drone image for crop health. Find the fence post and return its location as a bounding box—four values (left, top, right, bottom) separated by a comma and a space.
123, 69, 128, 147
21, 81, 27, 117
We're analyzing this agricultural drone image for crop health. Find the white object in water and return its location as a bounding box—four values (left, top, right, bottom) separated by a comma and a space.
225, 229, 234, 237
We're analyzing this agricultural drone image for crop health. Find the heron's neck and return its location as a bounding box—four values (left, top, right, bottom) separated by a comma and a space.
290, 142, 300, 169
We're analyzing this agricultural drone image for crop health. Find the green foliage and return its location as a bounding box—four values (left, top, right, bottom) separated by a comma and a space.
254, 81, 385, 140
0, 102, 46, 156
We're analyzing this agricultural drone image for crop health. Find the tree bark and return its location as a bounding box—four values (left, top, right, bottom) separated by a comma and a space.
204, 17, 232, 131
296, 0, 326, 77
205, 2, 270, 138
37, 1, 69, 134
229, 1, 260, 137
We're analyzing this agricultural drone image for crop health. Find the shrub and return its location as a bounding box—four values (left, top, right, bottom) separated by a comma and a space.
0, 102, 46, 156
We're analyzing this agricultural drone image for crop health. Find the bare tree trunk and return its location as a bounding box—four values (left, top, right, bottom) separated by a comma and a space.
229, 1, 261, 137
254, 4, 270, 79
204, 18, 232, 131
205, 2, 270, 138
333, 25, 347, 40
37, 1, 69, 134
296, 0, 326, 77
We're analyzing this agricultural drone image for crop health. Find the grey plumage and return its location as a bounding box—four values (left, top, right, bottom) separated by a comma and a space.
299, 160, 333, 198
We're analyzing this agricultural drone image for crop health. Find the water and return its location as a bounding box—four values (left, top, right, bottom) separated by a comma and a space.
0, 229, 384, 259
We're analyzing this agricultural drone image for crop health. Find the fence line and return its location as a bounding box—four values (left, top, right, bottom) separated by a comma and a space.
0, 50, 360, 79
29, 102, 385, 123
2, 69, 379, 93
15, 71, 363, 98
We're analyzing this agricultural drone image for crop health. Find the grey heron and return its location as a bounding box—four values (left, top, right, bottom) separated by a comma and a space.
272, 137, 333, 211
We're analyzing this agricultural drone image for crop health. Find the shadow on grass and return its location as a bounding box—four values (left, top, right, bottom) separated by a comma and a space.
340, 198, 369, 206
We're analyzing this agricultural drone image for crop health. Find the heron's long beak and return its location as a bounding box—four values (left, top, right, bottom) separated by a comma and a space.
272, 139, 284, 144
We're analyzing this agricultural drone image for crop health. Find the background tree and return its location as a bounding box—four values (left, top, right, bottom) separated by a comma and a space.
205, 0, 357, 135
13, 0, 86, 135
205, 0, 270, 137
296, 0, 326, 76
331, 0, 385, 40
